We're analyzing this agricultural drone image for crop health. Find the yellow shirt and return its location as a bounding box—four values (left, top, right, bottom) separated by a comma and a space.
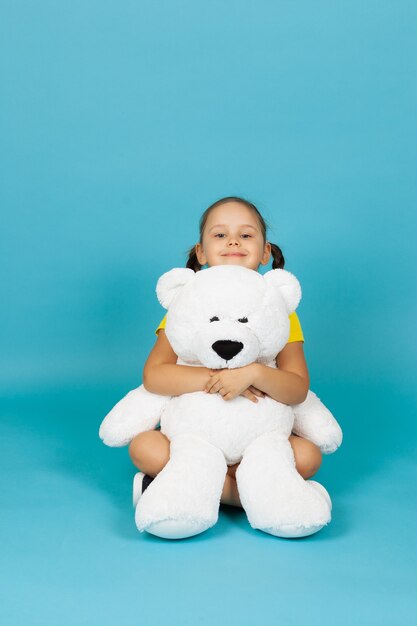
155, 311, 304, 343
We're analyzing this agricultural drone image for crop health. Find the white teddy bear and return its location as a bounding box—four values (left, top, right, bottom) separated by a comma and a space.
99, 265, 342, 540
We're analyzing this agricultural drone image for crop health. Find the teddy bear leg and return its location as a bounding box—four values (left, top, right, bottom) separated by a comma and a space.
236, 431, 332, 538
135, 433, 227, 539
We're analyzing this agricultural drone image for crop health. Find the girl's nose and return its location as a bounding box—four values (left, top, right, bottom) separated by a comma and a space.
228, 238, 240, 246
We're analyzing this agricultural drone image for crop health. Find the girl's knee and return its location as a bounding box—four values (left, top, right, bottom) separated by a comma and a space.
128, 430, 170, 471
290, 435, 322, 479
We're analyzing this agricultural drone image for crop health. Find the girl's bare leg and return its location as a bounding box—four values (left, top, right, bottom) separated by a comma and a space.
128, 431, 322, 509
128, 430, 170, 476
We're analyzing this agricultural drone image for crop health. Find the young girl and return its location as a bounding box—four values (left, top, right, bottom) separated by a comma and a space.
129, 196, 322, 508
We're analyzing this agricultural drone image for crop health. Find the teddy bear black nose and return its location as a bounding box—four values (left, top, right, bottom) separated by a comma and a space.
212, 340, 243, 361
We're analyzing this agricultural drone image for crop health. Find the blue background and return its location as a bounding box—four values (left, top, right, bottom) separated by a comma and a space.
1, 1, 416, 624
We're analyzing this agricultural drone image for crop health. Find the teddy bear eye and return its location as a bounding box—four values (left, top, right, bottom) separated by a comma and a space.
210, 316, 220, 322
238, 317, 248, 323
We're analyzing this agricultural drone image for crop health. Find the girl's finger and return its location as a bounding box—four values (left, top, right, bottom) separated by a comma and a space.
207, 381, 222, 394
248, 386, 265, 398
241, 389, 258, 403
205, 378, 219, 392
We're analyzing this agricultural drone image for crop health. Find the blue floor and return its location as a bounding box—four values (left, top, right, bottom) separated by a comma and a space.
2, 380, 416, 626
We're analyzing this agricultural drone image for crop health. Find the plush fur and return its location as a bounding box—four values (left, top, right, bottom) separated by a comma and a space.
99, 265, 342, 539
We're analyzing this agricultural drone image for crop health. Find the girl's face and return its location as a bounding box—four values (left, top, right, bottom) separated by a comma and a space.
195, 201, 271, 271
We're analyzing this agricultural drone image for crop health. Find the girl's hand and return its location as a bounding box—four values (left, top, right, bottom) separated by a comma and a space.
241, 386, 266, 403
204, 364, 263, 402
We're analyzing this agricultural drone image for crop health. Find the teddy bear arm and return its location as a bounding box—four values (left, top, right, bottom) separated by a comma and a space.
99, 385, 171, 447
291, 390, 343, 454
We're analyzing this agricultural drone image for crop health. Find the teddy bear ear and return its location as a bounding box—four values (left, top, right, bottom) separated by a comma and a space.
263, 269, 302, 314
156, 268, 195, 309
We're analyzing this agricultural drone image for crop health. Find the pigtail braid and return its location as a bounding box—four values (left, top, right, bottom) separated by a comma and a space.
270, 242, 285, 269
185, 245, 202, 272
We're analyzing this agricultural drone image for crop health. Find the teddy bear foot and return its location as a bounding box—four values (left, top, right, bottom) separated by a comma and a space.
256, 482, 332, 539
135, 495, 219, 540
261, 521, 325, 539
141, 517, 214, 540
135, 495, 218, 540
308, 480, 332, 512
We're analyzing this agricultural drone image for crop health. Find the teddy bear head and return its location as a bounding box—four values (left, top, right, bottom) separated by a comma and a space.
156, 265, 301, 368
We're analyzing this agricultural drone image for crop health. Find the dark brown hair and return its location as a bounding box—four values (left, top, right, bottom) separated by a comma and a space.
185, 196, 285, 271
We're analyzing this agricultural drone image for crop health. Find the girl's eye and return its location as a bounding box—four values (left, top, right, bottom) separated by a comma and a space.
210, 316, 220, 322
238, 317, 248, 323
214, 233, 252, 238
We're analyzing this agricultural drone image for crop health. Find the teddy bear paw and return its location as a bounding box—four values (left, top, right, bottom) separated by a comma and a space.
138, 516, 213, 540
244, 479, 332, 539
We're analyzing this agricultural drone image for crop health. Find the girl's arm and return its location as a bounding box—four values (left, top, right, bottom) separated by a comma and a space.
142, 329, 213, 396
204, 341, 309, 405
252, 341, 310, 405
